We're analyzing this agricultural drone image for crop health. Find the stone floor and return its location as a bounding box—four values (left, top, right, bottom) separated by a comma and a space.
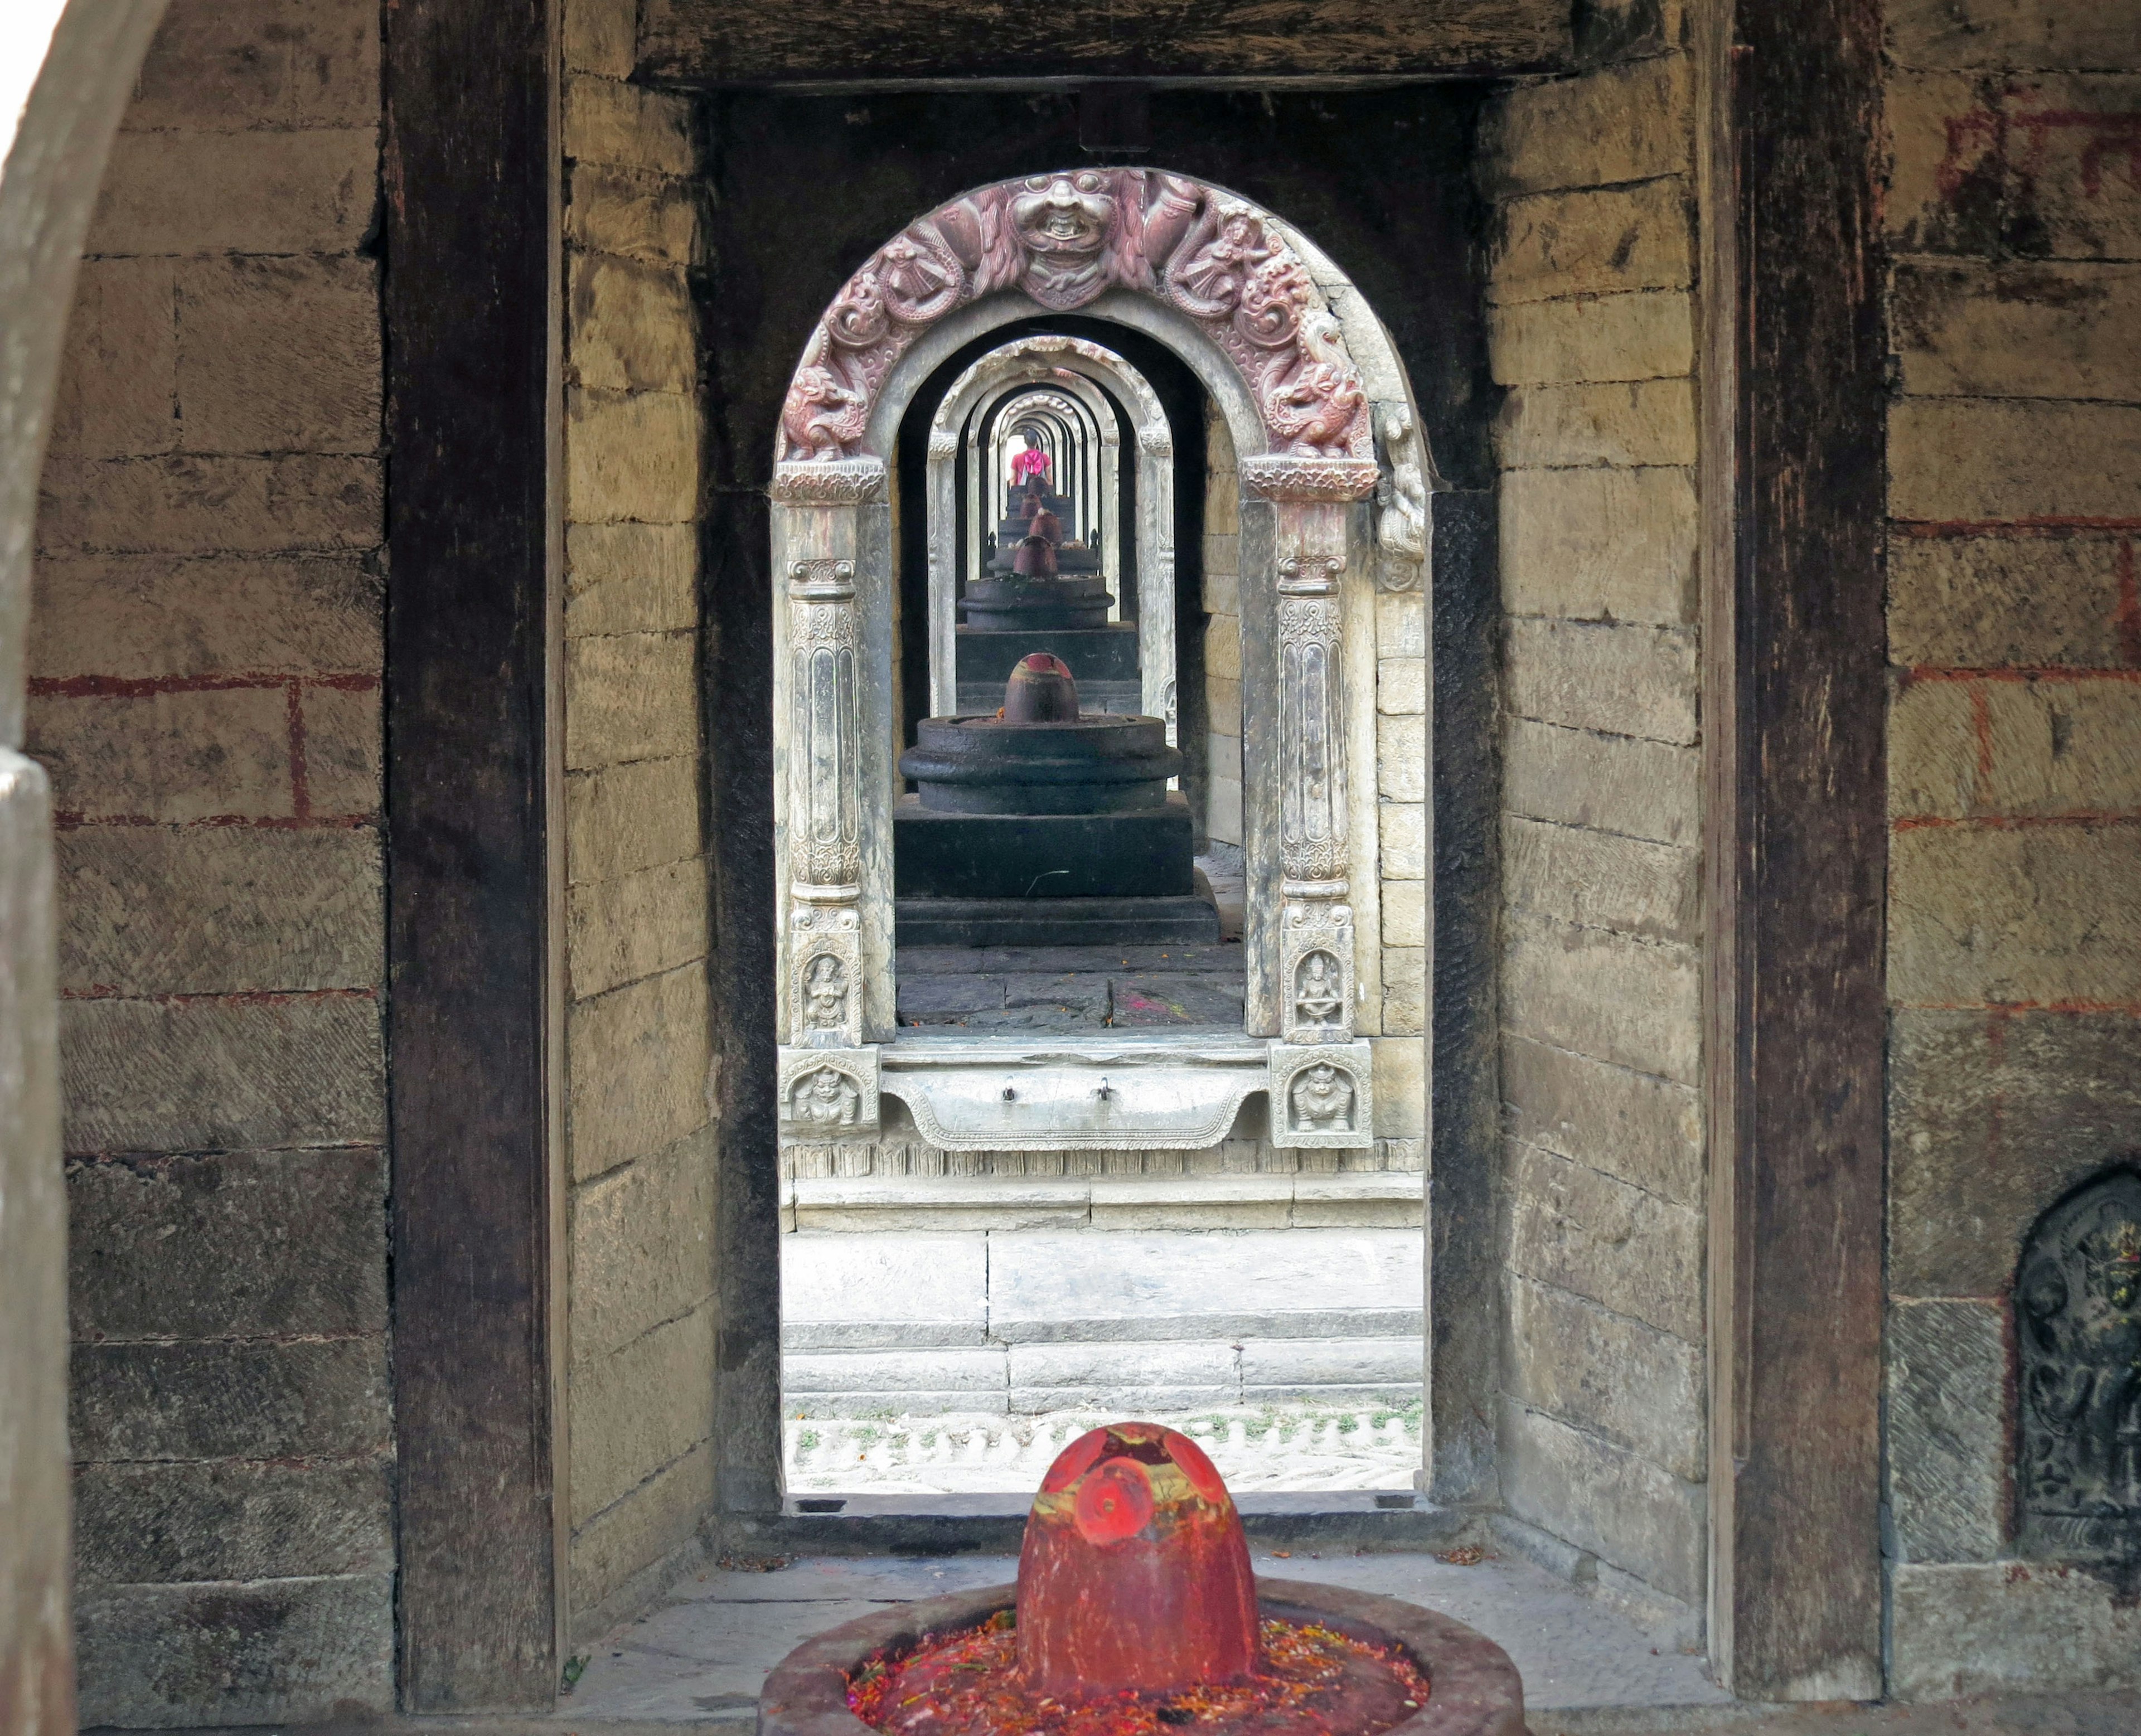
895, 938, 1249, 1031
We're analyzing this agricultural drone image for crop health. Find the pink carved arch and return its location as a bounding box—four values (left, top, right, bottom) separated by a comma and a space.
777, 169, 1373, 467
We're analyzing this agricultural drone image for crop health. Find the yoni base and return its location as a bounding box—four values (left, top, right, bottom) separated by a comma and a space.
895, 894, 1220, 947
894, 794, 1194, 895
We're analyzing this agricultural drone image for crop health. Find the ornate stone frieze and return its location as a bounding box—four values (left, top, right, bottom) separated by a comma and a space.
787, 561, 862, 901
771, 458, 887, 504
2018, 1167, 2141, 1570
789, 901, 861, 1048
1277, 588, 1347, 890
1267, 1039, 1375, 1150
778, 172, 1373, 465
1241, 455, 1382, 502
1280, 903, 1356, 1044
778, 1044, 881, 1143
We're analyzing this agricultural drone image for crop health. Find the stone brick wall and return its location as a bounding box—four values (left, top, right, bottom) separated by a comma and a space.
560, 0, 720, 1639
1881, 0, 2141, 1697
1478, 18, 1709, 1630
27, 0, 393, 1721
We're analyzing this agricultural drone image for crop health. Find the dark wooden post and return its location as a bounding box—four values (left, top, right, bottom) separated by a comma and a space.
1701, 0, 1887, 1699
384, 0, 563, 1708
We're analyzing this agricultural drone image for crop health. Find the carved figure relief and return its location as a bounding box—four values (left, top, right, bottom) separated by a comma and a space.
1266, 1040, 1373, 1148
1280, 903, 1355, 1043
778, 171, 1372, 467
789, 904, 861, 1047
1290, 1061, 1357, 1134
2018, 1167, 2141, 1570
801, 954, 850, 1032
791, 1065, 864, 1129
1293, 950, 1344, 1031
777, 1044, 881, 1143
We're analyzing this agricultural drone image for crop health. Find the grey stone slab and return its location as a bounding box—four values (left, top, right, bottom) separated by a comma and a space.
1887, 1299, 2007, 1564
71, 1336, 389, 1462
1111, 971, 1248, 1026
75, 1572, 393, 1727
1002, 971, 1112, 1017
68, 1146, 385, 1340
1240, 1384, 1425, 1407
790, 1390, 1011, 1419
1239, 1337, 1427, 1386
779, 1231, 986, 1349
975, 943, 1246, 973
893, 945, 989, 975
1505, 1276, 1704, 1481
623, 1596, 890, 1666
561, 1648, 767, 1722
75, 1455, 393, 1586
1010, 1384, 1239, 1413
1500, 1032, 1702, 1209
1888, 1562, 2141, 1700
671, 1556, 1014, 1603
1506, 1139, 1705, 1341
782, 1347, 1004, 1396
894, 973, 1004, 1017
1891, 1007, 2141, 1295
1007, 1339, 1237, 1387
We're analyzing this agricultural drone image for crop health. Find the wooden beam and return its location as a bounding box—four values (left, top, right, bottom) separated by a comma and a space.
1702, 0, 1887, 1700
384, 0, 561, 1709
635, 0, 1568, 88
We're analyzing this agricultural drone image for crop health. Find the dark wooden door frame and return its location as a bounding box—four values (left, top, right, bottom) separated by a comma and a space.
1700, 0, 1887, 1701
384, 0, 564, 1710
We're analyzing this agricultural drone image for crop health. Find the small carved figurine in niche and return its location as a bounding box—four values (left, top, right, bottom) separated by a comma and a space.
1290, 1061, 1356, 1135
801, 954, 849, 1032
790, 1065, 863, 1130
1294, 951, 1344, 1030
2017, 1166, 2141, 1572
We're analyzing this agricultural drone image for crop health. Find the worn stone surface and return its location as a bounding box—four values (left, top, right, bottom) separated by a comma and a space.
69, 1147, 385, 1341
1505, 1274, 1703, 1478
566, 163, 702, 266
1887, 1, 2141, 71
564, 75, 696, 176
59, 992, 383, 1155
565, 387, 700, 523
570, 1300, 716, 1524
1890, 399, 2141, 523
1379, 802, 1426, 877
1503, 717, 1698, 846
2004, 76, 2141, 262
1504, 619, 1698, 745
1495, 379, 1697, 469
1500, 1033, 1702, 1208
1505, 1138, 1704, 1341
1885, 70, 2002, 256
1888, 1562, 2141, 1700
1377, 712, 1427, 802
71, 1336, 388, 1462
1503, 813, 1698, 943
571, 1441, 715, 1631
47, 256, 177, 460
566, 521, 697, 637
1382, 876, 1426, 948
1890, 825, 2141, 1006
1889, 1008, 2141, 1295
56, 826, 382, 994
74, 1456, 393, 1585
85, 128, 379, 256
30, 687, 293, 821
1887, 1299, 2006, 1565
564, 630, 699, 770
175, 255, 381, 453
1487, 291, 1693, 386
37, 453, 382, 555
568, 856, 709, 1000
1491, 178, 1692, 304
1499, 1398, 1703, 1603
1377, 656, 1426, 714
74, 1572, 393, 1727
1501, 913, 1700, 1084
571, 1125, 719, 1361
124, 0, 380, 130
1893, 260, 2141, 400
297, 683, 379, 816
1383, 945, 1427, 1036
781, 1232, 988, 1349
1891, 674, 2141, 818
567, 959, 712, 1180
1888, 534, 2133, 670
566, 755, 704, 884
568, 253, 695, 395
1500, 465, 1697, 626
1481, 55, 1691, 197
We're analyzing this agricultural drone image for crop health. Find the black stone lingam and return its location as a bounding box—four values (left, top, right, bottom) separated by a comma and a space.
962, 486, 1113, 632
894, 654, 1218, 947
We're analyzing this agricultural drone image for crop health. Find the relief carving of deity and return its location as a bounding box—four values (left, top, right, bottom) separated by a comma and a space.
2018, 1167, 2141, 1570
789, 1065, 863, 1130
1289, 1060, 1357, 1136
1293, 950, 1344, 1031
801, 954, 849, 1032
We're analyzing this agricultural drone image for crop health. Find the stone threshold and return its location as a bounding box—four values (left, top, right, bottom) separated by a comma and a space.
783, 1168, 1424, 1231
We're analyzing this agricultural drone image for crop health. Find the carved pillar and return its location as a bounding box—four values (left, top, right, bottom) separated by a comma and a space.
1137, 422, 1178, 741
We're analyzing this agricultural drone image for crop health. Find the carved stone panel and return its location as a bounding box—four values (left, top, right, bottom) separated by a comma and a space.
1267, 1039, 1374, 1150
1281, 902, 1355, 1044
777, 1045, 882, 1144
2017, 1166, 2141, 1570
789, 900, 861, 1048
788, 559, 861, 896
1277, 561, 1348, 894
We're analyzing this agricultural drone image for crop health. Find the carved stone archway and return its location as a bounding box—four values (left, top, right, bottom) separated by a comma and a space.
769, 169, 1427, 1155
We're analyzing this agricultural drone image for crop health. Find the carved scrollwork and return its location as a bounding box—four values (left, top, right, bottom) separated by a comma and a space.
771, 459, 887, 505
1240, 456, 1382, 502
1375, 401, 1428, 593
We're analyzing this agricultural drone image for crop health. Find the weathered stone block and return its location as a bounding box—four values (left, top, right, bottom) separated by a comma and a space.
1376, 591, 1426, 659
570, 1441, 714, 1626
564, 0, 638, 77
1505, 1274, 1703, 1479
1208, 673, 1242, 735
1010, 1340, 1237, 1391
74, 1455, 393, 1585
31, 554, 381, 678
127, 0, 381, 131
1379, 802, 1426, 879
1507, 1137, 1704, 1340
1203, 532, 1240, 581
1890, 825, 2141, 1006
57, 826, 381, 995
568, 856, 709, 1000
47, 258, 177, 460
1382, 876, 1426, 948
175, 256, 380, 455
1895, 260, 2141, 401
1890, 399, 2141, 523
1503, 814, 1699, 943
1501, 1033, 1702, 1208
565, 631, 700, 770
572, 1126, 718, 1362
37, 453, 382, 555
570, 1299, 715, 1524
1481, 55, 1692, 197
1893, 673, 2141, 818
2004, 76, 2141, 262
1503, 716, 1698, 846
1495, 379, 1697, 470
1887, 0, 2141, 70
1501, 913, 1701, 1084
1372, 1035, 1427, 1138
1502, 466, 1697, 627
300, 682, 380, 817
1499, 1397, 1703, 1603
1382, 945, 1426, 1035
1504, 619, 1698, 745
564, 75, 695, 176
1888, 1562, 2141, 1699
566, 521, 697, 637
565, 387, 699, 524
75, 1573, 393, 1728
1377, 657, 1426, 715
28, 687, 288, 822
72, 1336, 388, 1462
1890, 1007, 2141, 1295
1491, 178, 1692, 304
781, 1230, 988, 1349
1887, 1299, 2006, 1565
1202, 568, 1239, 615
60, 992, 384, 1155
1378, 713, 1426, 802
568, 960, 711, 1180
567, 163, 702, 266
1885, 70, 2001, 255
70, 1147, 385, 1341
1239, 1336, 1423, 1386
1488, 292, 1693, 387
86, 129, 379, 256
783, 1346, 1004, 1398
1206, 615, 1242, 681
1887, 677, 1979, 819
566, 755, 704, 884
569, 253, 695, 394
1888, 532, 2129, 670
